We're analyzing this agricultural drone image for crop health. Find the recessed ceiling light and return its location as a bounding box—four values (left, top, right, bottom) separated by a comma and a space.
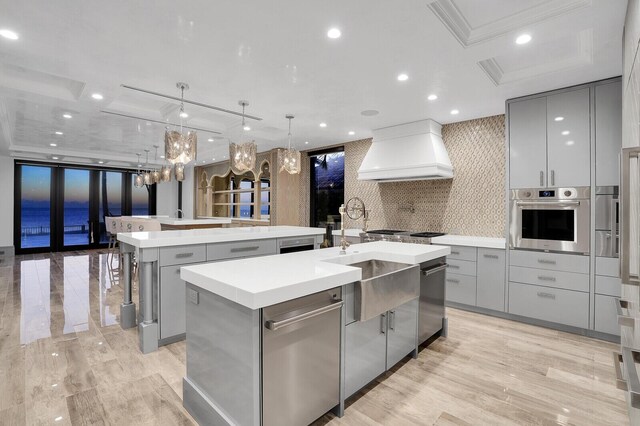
361, 109, 379, 116
160, 155, 165, 159
243, 125, 251, 131
566, 140, 575, 146
348, 131, 355, 136
561, 130, 570, 135
450, 109, 459, 115
202, 160, 205, 163
208, 138, 214, 142
98, 161, 104, 164
91, 93, 104, 100
427, 94, 438, 101
319, 123, 327, 128
145, 122, 151, 126
52, 157, 59, 160
49, 143, 57, 147
397, 73, 409, 81
515, 34, 532, 45
54, 416, 63, 422
327, 28, 341, 39
55, 131, 63, 135
554, 116, 564, 121
179, 111, 189, 118
305, 141, 309, 144
0, 29, 18, 40
212, 158, 216, 161
62, 113, 72, 119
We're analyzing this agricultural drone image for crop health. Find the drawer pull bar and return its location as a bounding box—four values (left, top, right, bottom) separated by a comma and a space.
483, 254, 499, 259
422, 263, 447, 276
621, 347, 640, 408
617, 299, 636, 328
265, 300, 343, 331
446, 278, 460, 284
175, 252, 194, 258
230, 246, 260, 253
450, 251, 460, 255
448, 264, 460, 269
613, 351, 628, 391
537, 276, 556, 282
536, 292, 556, 300
537, 259, 557, 265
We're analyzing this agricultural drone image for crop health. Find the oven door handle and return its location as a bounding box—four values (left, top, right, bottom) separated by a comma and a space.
515, 200, 581, 207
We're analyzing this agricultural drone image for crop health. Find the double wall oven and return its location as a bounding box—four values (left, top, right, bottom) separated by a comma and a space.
510, 187, 590, 254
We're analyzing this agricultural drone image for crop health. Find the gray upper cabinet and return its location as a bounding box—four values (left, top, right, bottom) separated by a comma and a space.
509, 96, 548, 189
546, 88, 591, 188
595, 81, 622, 186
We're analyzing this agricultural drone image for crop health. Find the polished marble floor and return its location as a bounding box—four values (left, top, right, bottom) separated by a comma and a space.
0, 250, 628, 425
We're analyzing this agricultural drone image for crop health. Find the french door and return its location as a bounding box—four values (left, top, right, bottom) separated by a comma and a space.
15, 162, 155, 254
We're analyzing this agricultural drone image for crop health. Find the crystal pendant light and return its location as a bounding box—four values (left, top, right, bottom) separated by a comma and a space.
161, 165, 172, 182
151, 145, 161, 184
175, 162, 185, 181
229, 100, 257, 174
134, 153, 145, 188
142, 149, 152, 185
278, 114, 301, 174
165, 82, 197, 165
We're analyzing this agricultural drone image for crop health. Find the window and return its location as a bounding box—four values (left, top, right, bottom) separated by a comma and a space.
309, 149, 345, 229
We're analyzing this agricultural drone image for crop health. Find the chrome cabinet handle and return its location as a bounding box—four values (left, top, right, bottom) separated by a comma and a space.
617, 299, 636, 328
537, 275, 556, 282
613, 351, 628, 391
450, 251, 460, 255
621, 147, 639, 284
550, 170, 555, 186
446, 278, 460, 284
389, 310, 395, 331
175, 252, 194, 258
421, 263, 447, 276
483, 254, 499, 259
536, 292, 556, 300
231, 246, 260, 253
622, 347, 640, 408
265, 300, 343, 331
540, 170, 544, 186
448, 264, 460, 269
380, 313, 386, 334
537, 259, 556, 265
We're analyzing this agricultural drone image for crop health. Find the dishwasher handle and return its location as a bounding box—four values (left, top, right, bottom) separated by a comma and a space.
421, 263, 448, 276
265, 299, 343, 331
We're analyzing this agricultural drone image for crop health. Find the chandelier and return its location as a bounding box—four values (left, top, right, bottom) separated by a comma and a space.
165, 82, 197, 166
134, 153, 145, 188
278, 114, 301, 174
229, 100, 257, 174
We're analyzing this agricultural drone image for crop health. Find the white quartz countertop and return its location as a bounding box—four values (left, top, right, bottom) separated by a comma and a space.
331, 229, 363, 238
431, 235, 506, 249
134, 216, 232, 226
117, 225, 324, 248
181, 241, 450, 309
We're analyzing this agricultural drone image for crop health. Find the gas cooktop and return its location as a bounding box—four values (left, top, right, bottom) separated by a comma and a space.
361, 230, 446, 244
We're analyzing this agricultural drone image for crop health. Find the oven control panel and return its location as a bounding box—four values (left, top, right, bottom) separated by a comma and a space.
510, 187, 589, 200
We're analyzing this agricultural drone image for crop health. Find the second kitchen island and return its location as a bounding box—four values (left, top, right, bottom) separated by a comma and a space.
180, 241, 450, 426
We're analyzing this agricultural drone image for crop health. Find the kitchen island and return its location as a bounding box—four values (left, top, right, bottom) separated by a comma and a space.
180, 241, 450, 426
133, 215, 232, 230
117, 226, 325, 353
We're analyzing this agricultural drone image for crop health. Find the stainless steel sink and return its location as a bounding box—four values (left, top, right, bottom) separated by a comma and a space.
347, 259, 420, 321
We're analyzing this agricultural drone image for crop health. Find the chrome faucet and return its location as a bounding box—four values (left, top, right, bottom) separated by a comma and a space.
338, 204, 350, 255
175, 209, 183, 218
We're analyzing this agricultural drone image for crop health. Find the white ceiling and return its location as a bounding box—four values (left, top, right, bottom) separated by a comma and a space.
0, 0, 627, 168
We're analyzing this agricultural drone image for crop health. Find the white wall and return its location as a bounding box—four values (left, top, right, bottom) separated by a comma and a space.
0, 155, 13, 248
155, 165, 195, 219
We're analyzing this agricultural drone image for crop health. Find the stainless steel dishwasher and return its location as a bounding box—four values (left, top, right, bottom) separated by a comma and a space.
419, 258, 448, 344
262, 287, 342, 426
278, 236, 317, 254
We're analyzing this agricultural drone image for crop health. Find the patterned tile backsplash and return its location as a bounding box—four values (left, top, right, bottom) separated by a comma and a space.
340, 115, 507, 237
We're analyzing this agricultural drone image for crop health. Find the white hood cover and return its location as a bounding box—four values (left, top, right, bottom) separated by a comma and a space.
358, 119, 453, 182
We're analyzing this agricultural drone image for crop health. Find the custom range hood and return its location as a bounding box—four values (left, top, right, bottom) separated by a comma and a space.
358, 119, 453, 182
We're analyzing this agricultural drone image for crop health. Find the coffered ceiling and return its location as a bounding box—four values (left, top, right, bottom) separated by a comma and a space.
0, 0, 626, 168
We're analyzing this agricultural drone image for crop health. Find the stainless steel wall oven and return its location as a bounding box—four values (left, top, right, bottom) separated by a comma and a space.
510, 187, 590, 254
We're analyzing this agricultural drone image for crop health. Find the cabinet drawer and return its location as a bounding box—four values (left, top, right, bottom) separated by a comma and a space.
509, 266, 589, 293
446, 273, 476, 306
207, 239, 277, 261
596, 256, 620, 278
594, 294, 621, 336
159, 244, 206, 266
509, 250, 589, 274
595, 275, 621, 297
477, 249, 506, 312
446, 259, 476, 276
441, 245, 477, 262
508, 282, 589, 329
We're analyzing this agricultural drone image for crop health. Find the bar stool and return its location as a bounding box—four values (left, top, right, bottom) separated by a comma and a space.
119, 218, 161, 285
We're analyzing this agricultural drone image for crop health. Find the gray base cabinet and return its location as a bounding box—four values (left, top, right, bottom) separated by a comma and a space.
594, 294, 620, 335
160, 265, 191, 339
345, 298, 418, 398
594, 256, 621, 336
476, 249, 506, 311
446, 273, 476, 305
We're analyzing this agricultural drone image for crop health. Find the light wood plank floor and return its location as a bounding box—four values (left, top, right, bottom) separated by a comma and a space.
0, 250, 628, 425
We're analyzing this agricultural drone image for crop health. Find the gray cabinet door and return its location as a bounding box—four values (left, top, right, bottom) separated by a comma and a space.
345, 314, 387, 398
509, 96, 548, 189
595, 81, 622, 187
546, 88, 591, 187
476, 248, 505, 311
160, 265, 188, 339
445, 273, 476, 305
594, 294, 621, 336
386, 298, 418, 368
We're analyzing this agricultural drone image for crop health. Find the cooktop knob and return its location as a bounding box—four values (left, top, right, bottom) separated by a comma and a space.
564, 190, 572, 197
